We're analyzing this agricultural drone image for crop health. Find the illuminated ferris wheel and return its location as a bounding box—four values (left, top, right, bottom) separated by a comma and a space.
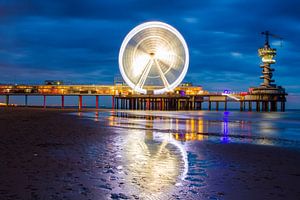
119, 21, 189, 94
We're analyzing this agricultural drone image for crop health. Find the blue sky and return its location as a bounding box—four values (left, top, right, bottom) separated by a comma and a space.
0, 0, 300, 108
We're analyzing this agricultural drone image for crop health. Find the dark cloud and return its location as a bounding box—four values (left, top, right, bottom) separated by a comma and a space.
0, 0, 299, 107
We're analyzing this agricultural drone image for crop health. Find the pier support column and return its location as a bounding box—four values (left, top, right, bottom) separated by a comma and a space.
185, 99, 189, 110
115, 97, 118, 109
132, 98, 135, 110
216, 102, 219, 111
61, 95, 64, 109
112, 96, 115, 109
262, 101, 268, 112
280, 101, 285, 112
240, 101, 243, 111
150, 98, 153, 110
272, 101, 277, 111
274, 102, 277, 111
248, 101, 252, 111
224, 101, 227, 111
208, 101, 211, 111
192, 97, 195, 110
152, 98, 155, 110
137, 98, 140, 110
146, 99, 150, 110
121, 98, 123, 109
43, 95, 46, 109
5, 95, 9, 106
78, 96, 82, 110
96, 96, 99, 109
256, 101, 260, 112
142, 98, 144, 110
25, 95, 28, 107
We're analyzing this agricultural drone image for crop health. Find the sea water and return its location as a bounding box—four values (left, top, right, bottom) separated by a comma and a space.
78, 110, 300, 148
73, 110, 300, 199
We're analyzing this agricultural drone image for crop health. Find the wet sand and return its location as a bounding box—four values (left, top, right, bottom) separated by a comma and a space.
0, 107, 300, 200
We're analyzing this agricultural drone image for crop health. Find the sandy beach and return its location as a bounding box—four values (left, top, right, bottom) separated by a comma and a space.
0, 107, 300, 200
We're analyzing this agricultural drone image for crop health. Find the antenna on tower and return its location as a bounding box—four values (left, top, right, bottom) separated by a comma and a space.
261, 31, 283, 47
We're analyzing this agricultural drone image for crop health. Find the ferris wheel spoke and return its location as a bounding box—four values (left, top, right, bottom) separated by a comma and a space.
135, 44, 149, 55
158, 53, 184, 66
136, 59, 153, 89
157, 59, 180, 75
154, 59, 170, 88
156, 59, 171, 70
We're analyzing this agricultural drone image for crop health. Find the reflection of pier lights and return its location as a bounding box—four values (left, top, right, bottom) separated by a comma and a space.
145, 118, 154, 141
174, 117, 205, 141
221, 111, 230, 143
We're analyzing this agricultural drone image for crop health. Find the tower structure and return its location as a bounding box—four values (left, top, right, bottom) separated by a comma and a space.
252, 31, 286, 94
251, 31, 287, 111
258, 31, 277, 88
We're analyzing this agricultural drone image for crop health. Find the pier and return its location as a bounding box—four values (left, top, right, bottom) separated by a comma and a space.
0, 83, 286, 112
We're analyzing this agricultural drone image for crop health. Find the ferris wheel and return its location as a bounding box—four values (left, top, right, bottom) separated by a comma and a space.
119, 21, 189, 94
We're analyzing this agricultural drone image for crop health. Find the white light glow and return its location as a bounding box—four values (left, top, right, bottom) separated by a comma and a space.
132, 54, 151, 78
119, 21, 189, 94
222, 93, 241, 101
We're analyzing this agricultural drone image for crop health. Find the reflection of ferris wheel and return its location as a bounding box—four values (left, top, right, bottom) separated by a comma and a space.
119, 21, 189, 94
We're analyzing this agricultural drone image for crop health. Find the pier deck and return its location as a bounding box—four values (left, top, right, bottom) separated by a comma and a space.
0, 84, 286, 112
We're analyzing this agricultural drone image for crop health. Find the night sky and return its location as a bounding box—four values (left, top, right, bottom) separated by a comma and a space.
0, 0, 300, 107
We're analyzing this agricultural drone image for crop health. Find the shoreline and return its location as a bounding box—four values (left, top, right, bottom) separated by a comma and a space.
2, 105, 300, 112
0, 107, 299, 199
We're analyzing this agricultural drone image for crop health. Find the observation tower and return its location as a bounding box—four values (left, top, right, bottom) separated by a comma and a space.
258, 32, 277, 88
251, 31, 287, 111
252, 31, 286, 94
